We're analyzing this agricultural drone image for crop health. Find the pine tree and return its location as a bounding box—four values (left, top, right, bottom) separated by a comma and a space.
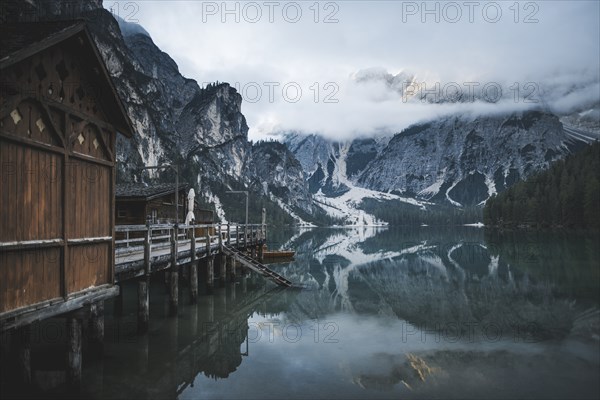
484, 142, 599, 228
584, 176, 600, 228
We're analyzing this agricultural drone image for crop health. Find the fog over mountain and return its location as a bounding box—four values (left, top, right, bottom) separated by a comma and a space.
123, 0, 600, 141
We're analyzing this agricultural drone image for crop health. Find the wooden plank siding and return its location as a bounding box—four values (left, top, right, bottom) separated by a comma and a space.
66, 243, 110, 294
0, 140, 63, 242
66, 159, 111, 239
0, 23, 132, 326
0, 248, 61, 313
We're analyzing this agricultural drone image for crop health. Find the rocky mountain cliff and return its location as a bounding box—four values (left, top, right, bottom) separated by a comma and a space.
283, 110, 591, 224
358, 111, 578, 206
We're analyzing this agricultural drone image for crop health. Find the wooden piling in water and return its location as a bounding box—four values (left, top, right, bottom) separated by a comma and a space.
138, 278, 149, 334
88, 301, 105, 357
205, 233, 214, 294
258, 243, 264, 262
190, 228, 198, 304
113, 283, 123, 316
230, 281, 236, 302
229, 255, 237, 282
206, 256, 215, 293
169, 228, 179, 316
138, 226, 152, 333
12, 324, 31, 385
169, 270, 179, 316
219, 255, 227, 286
66, 316, 82, 392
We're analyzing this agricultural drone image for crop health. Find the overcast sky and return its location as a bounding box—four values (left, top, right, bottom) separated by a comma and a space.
105, 1, 600, 140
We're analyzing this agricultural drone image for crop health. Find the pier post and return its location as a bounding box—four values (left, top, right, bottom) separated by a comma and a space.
229, 255, 237, 282
138, 226, 152, 333
164, 270, 170, 292
12, 325, 31, 385
258, 243, 264, 262
227, 224, 231, 246
218, 225, 223, 251
207, 295, 214, 322
219, 255, 227, 286
190, 227, 198, 304
230, 281, 236, 302
205, 233, 214, 293
113, 283, 123, 316
138, 278, 149, 333
169, 227, 179, 316
66, 316, 82, 392
89, 301, 105, 357
206, 257, 215, 293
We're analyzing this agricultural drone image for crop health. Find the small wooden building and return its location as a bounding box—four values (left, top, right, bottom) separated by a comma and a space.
115, 183, 188, 225
0, 22, 134, 331
116, 183, 214, 225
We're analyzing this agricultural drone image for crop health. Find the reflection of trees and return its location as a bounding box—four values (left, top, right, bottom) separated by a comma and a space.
279, 227, 592, 340
351, 247, 575, 341
266, 227, 598, 341
484, 229, 600, 304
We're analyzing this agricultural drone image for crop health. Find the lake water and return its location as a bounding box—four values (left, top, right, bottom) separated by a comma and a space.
90, 227, 599, 399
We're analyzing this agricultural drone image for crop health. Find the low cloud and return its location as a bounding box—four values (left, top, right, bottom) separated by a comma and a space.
111, 0, 600, 141
251, 67, 600, 141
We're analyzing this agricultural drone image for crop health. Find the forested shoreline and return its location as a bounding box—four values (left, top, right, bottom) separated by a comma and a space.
484, 142, 600, 229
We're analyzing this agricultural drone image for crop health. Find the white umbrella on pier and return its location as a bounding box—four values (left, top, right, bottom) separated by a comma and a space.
184, 188, 195, 225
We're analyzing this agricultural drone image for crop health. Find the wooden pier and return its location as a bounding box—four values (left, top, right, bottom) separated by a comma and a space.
111, 221, 294, 333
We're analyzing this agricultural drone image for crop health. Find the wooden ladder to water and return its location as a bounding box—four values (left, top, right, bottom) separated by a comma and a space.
222, 245, 293, 287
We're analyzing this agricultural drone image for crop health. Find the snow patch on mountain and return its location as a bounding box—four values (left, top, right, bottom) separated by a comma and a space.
314, 186, 427, 226
272, 198, 315, 227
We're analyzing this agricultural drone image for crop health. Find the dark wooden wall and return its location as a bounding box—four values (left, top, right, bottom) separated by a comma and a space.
115, 200, 146, 226
0, 37, 118, 315
116, 191, 186, 226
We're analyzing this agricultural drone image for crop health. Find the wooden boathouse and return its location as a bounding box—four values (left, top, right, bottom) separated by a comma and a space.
115, 183, 214, 226
0, 21, 134, 386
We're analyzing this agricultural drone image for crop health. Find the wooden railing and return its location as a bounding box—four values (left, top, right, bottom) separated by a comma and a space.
113, 223, 267, 281
115, 223, 265, 249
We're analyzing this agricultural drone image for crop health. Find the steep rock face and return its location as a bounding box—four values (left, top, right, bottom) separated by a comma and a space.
358, 111, 572, 206
87, 12, 253, 187
252, 142, 313, 214
284, 133, 391, 198
285, 111, 580, 208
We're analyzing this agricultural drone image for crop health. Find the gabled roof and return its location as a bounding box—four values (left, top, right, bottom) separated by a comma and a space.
116, 183, 189, 201
0, 21, 134, 137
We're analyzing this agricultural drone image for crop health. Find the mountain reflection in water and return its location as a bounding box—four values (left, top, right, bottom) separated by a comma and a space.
94, 227, 598, 399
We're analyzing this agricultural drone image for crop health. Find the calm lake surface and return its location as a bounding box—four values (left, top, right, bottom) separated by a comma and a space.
89, 227, 598, 399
